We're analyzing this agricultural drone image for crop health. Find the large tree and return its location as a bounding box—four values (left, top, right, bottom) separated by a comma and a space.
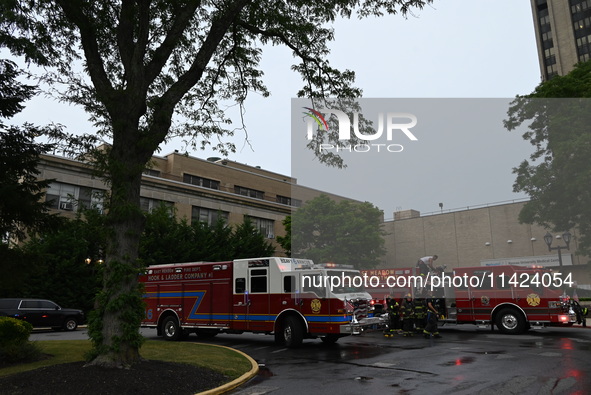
1, 0, 433, 367
291, 194, 386, 268
504, 60, 591, 257
0, 59, 59, 244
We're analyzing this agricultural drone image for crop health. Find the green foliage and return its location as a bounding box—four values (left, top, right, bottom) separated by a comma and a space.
140, 205, 275, 264
231, 217, 275, 259
0, 317, 32, 348
15, 210, 105, 314
0, 317, 41, 364
276, 216, 291, 256
505, 61, 591, 257
291, 195, 385, 268
0, 59, 62, 243
0, 244, 30, 297
87, 258, 145, 359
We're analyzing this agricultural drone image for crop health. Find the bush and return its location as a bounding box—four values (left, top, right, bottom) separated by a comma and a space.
0, 317, 41, 364
0, 317, 33, 348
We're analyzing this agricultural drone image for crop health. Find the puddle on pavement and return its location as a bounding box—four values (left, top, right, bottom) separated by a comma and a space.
246, 363, 274, 386
467, 350, 506, 355
439, 356, 475, 366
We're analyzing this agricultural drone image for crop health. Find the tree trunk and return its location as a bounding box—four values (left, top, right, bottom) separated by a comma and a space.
86, 138, 148, 368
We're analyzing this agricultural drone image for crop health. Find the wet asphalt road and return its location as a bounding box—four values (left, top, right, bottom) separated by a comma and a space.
31, 324, 591, 395
195, 326, 591, 395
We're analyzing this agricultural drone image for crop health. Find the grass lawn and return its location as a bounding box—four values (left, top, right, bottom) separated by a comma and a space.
0, 340, 252, 379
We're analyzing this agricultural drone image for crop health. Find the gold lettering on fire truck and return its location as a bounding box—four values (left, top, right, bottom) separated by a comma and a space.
526, 293, 541, 307
311, 299, 321, 314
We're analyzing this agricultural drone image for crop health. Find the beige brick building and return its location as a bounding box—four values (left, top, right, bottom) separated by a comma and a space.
382, 203, 591, 286
37, 151, 354, 255
531, 0, 591, 80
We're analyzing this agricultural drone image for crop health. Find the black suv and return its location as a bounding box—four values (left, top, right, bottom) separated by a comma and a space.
0, 298, 84, 331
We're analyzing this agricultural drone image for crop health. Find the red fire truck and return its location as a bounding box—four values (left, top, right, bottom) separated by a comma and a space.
361, 265, 581, 334
139, 257, 382, 347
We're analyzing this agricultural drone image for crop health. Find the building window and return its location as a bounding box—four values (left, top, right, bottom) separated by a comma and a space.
140, 197, 173, 213
183, 173, 220, 190
45, 182, 104, 212
544, 54, 557, 65
247, 216, 275, 238
276, 195, 302, 207
191, 206, 229, 226
143, 169, 161, 177
234, 185, 264, 200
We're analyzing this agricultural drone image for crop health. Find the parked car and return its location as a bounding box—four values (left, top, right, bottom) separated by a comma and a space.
0, 298, 84, 331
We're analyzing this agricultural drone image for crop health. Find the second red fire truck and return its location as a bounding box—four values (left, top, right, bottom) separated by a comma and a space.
139, 257, 382, 347
361, 264, 583, 334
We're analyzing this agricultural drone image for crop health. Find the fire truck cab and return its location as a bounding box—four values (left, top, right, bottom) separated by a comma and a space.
140, 257, 381, 347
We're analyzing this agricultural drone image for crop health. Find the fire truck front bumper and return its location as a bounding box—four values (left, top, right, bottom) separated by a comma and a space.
340, 316, 385, 335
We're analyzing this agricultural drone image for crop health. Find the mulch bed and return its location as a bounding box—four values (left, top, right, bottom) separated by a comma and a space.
0, 360, 228, 395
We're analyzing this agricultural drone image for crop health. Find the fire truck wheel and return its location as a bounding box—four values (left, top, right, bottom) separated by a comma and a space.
495, 308, 526, 334
162, 316, 181, 341
282, 316, 304, 348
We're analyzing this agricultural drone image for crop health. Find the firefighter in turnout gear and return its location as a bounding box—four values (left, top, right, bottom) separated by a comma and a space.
383, 296, 401, 337
413, 290, 427, 333
400, 293, 415, 336
423, 289, 442, 339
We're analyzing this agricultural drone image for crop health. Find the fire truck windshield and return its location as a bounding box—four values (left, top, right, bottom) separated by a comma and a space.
326, 270, 366, 294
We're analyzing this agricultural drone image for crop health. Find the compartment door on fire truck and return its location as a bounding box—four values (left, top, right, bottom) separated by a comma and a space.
452, 270, 474, 322
232, 259, 270, 331
280, 274, 300, 311
469, 269, 496, 323
247, 264, 270, 331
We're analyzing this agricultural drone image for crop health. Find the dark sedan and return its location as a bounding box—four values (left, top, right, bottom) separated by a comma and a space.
0, 298, 84, 331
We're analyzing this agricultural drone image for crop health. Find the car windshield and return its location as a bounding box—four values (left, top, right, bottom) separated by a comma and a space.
327, 270, 366, 294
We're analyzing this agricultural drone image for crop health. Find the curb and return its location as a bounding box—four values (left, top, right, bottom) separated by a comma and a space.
195, 343, 259, 395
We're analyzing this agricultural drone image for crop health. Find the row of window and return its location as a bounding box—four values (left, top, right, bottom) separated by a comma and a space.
190, 207, 275, 238
46, 183, 104, 212
235, 185, 264, 199
46, 182, 176, 215
571, 0, 591, 14
182, 172, 301, 207
140, 198, 173, 213
576, 33, 591, 46
539, 14, 550, 26
46, 181, 277, 238
183, 173, 220, 190
574, 16, 591, 30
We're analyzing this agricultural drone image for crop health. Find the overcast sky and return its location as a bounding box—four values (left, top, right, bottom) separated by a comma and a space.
11, 1, 541, 217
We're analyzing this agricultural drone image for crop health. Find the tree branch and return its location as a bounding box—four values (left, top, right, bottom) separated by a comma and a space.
55, 0, 115, 103
144, 0, 203, 84
147, 0, 251, 146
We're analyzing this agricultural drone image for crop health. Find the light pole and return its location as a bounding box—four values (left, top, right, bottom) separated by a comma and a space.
543, 231, 572, 267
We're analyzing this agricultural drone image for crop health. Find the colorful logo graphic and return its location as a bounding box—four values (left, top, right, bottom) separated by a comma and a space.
303, 107, 329, 132
311, 298, 322, 314
526, 293, 541, 307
